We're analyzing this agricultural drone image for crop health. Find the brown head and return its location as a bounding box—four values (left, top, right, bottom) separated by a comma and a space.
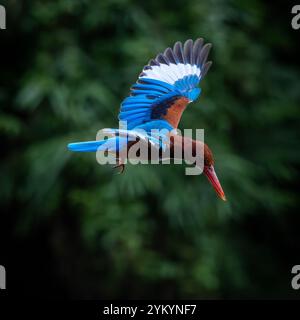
203, 143, 226, 201
169, 135, 226, 201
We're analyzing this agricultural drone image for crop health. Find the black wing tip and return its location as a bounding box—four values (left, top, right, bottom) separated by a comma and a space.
184, 39, 193, 64
171, 38, 212, 67
201, 61, 213, 77
197, 42, 213, 77
156, 53, 169, 65
163, 47, 176, 64
141, 38, 213, 80
173, 41, 185, 64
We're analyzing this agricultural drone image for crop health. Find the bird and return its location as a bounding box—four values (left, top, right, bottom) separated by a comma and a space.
68, 38, 226, 201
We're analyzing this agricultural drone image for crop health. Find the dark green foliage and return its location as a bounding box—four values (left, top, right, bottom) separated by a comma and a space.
0, 0, 299, 298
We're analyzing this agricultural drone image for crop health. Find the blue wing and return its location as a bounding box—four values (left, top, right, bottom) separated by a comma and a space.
68, 39, 212, 153
119, 38, 212, 130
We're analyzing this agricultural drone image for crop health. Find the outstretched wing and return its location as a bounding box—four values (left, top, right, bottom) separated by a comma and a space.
118, 38, 212, 130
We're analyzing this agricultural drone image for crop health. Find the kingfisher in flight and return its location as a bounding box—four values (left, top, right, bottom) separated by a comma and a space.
68, 38, 226, 201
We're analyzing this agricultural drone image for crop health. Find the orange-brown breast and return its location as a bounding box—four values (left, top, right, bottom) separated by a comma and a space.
162, 97, 189, 128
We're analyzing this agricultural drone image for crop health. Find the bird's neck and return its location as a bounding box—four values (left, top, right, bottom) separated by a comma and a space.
169, 134, 213, 166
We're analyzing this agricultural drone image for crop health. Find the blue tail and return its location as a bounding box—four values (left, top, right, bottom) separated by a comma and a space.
68, 137, 127, 152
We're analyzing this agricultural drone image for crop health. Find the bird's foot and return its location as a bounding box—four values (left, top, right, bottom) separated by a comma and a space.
113, 163, 125, 174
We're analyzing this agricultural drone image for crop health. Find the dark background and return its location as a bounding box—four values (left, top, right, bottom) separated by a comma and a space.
0, 0, 299, 299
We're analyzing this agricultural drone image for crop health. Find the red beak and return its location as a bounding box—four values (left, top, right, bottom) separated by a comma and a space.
204, 165, 226, 201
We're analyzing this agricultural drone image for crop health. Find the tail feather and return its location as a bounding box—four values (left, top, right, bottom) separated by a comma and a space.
68, 137, 127, 152
68, 140, 105, 152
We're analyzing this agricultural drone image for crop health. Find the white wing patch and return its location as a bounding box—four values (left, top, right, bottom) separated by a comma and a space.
140, 63, 201, 85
